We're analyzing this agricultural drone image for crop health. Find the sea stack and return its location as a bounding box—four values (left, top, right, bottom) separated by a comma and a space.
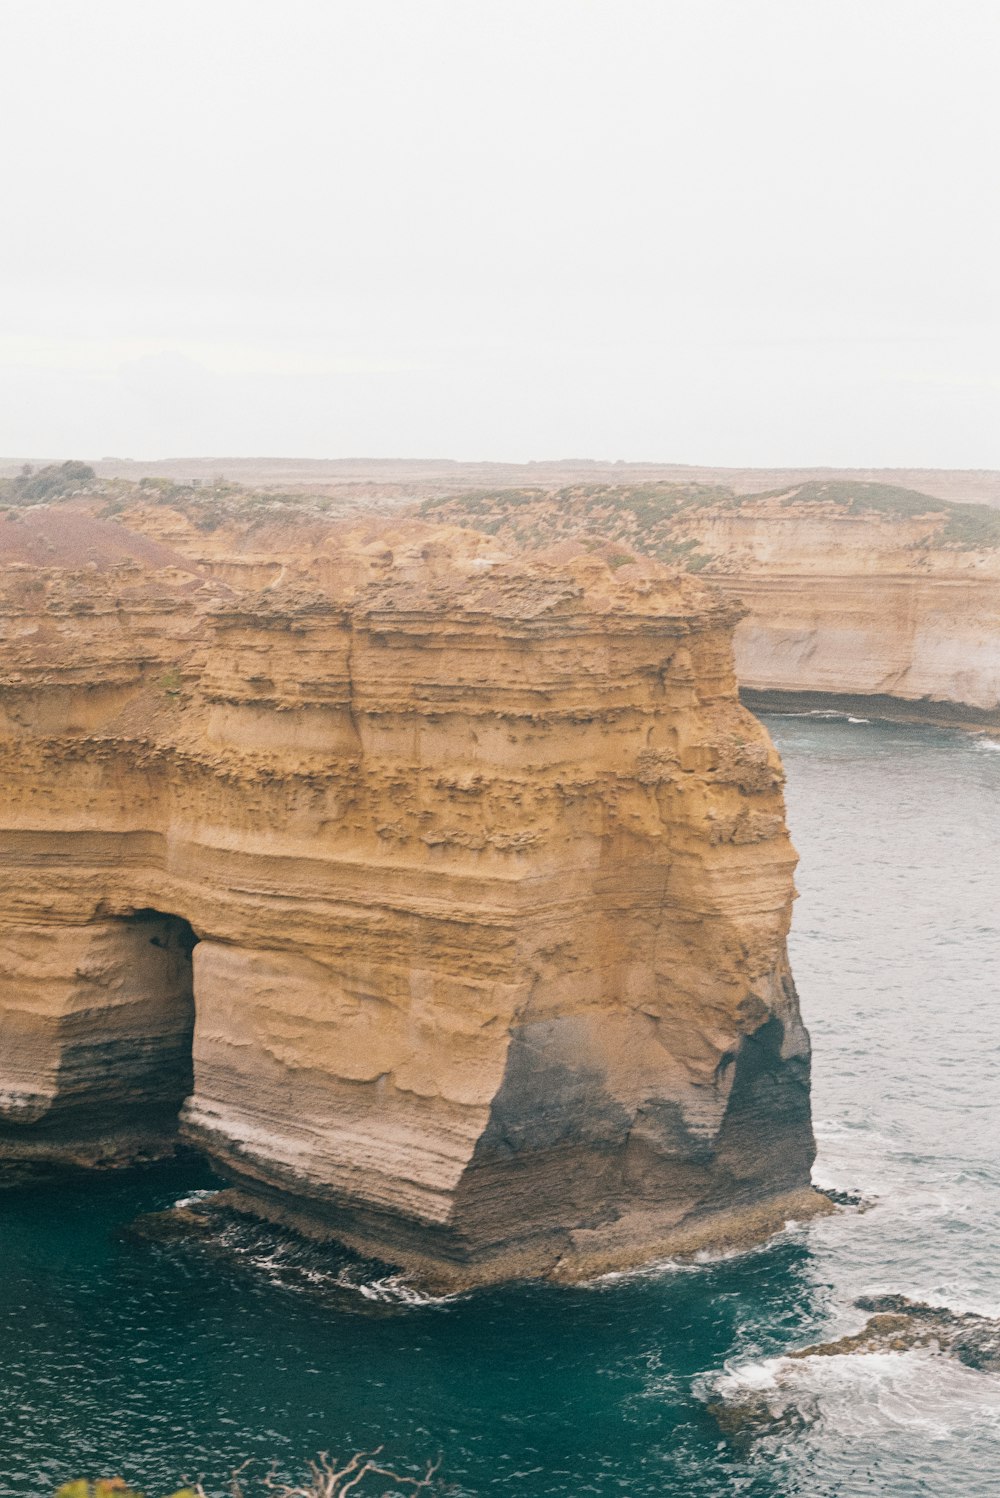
0, 508, 822, 1287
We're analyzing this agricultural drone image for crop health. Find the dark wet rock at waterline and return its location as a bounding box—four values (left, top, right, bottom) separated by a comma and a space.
121, 1193, 435, 1313
800, 1295, 1000, 1373
706, 1297, 1000, 1447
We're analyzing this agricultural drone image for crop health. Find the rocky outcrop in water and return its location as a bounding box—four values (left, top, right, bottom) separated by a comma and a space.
0, 506, 823, 1286
792, 1295, 1000, 1372
706, 1295, 1000, 1446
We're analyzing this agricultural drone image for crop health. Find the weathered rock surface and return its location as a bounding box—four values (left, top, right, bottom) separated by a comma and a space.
791, 1295, 1000, 1371
675, 494, 1000, 727
415, 480, 1000, 727
0, 507, 823, 1286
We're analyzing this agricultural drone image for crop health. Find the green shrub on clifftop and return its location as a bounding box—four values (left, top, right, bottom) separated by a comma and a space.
0, 460, 96, 505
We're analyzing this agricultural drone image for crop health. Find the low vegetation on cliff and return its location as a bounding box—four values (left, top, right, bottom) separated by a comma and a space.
5, 463, 998, 562
420, 480, 730, 569
0, 460, 96, 505
759, 478, 1000, 548
419, 476, 1000, 562
0, 461, 350, 533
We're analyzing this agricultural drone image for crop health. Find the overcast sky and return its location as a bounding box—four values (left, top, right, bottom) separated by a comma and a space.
1, 0, 997, 465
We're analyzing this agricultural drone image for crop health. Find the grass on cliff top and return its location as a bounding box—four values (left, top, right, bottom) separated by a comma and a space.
105, 476, 337, 530
761, 478, 941, 514
418, 481, 734, 569
423, 476, 1000, 558
0, 462, 344, 532
755, 479, 1000, 548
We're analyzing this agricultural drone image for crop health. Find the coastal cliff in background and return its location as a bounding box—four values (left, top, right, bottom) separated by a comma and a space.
419, 480, 1000, 727
6, 464, 997, 725
0, 499, 821, 1287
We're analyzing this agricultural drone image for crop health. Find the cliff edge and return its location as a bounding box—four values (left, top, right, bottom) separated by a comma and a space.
0, 508, 822, 1286
419, 479, 1000, 727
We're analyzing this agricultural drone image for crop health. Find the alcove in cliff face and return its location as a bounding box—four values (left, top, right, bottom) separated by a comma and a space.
0, 910, 197, 1169
115, 908, 198, 1117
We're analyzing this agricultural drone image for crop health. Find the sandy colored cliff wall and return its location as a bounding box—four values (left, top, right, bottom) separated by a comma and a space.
412, 482, 1000, 727
683, 506, 1000, 724
0, 512, 822, 1286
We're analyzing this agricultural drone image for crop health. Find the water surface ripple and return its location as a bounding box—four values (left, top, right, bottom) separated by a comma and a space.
2, 717, 998, 1496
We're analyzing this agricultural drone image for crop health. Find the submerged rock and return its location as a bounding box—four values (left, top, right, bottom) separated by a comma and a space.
800, 1295, 1000, 1373
706, 1295, 1000, 1446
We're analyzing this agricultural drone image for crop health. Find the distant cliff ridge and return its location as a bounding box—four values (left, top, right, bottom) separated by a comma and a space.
0, 509, 822, 1287
419, 481, 1000, 727
4, 467, 998, 725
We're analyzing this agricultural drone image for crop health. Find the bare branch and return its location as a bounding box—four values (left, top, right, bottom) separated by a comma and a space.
223, 1448, 441, 1498
365, 1457, 442, 1492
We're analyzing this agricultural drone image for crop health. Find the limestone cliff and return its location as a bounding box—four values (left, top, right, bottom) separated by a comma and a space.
417, 480, 1000, 727
670, 487, 1000, 726
0, 507, 821, 1286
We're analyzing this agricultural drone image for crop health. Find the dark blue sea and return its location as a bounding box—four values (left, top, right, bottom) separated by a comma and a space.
2, 716, 999, 1496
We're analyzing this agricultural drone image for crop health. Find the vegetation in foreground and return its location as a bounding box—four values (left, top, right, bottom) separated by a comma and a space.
55, 1451, 445, 1498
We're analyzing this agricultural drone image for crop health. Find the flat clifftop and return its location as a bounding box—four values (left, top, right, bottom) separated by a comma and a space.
0, 505, 821, 1287
7, 454, 999, 508
415, 479, 1000, 724
6, 462, 998, 721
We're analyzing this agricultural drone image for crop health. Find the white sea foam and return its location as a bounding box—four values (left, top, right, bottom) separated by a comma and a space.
974, 736, 1000, 752
582, 1227, 809, 1290
172, 1188, 218, 1209
582, 1258, 696, 1288
348, 1273, 459, 1306
704, 1346, 1000, 1442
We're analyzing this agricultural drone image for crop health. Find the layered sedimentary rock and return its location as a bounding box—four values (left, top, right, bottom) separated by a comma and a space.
416, 481, 1000, 727
0, 507, 822, 1285
673, 497, 1000, 726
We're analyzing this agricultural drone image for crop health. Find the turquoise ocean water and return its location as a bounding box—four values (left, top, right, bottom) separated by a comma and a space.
2, 716, 999, 1496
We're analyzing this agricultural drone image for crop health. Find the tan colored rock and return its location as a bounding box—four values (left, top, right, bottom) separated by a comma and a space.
412, 481, 1000, 726
0, 509, 823, 1286
675, 499, 1000, 725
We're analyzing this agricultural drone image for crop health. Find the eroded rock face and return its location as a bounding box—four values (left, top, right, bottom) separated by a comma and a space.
412, 481, 1000, 727
683, 504, 1000, 727
791, 1296, 1000, 1371
0, 511, 823, 1285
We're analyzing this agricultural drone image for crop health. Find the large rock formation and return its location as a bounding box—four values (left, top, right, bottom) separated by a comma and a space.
0, 506, 822, 1287
671, 490, 1000, 727
415, 480, 1000, 727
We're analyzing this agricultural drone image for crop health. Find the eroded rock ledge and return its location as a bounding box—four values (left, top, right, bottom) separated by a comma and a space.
415, 480, 1000, 728
0, 513, 823, 1286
